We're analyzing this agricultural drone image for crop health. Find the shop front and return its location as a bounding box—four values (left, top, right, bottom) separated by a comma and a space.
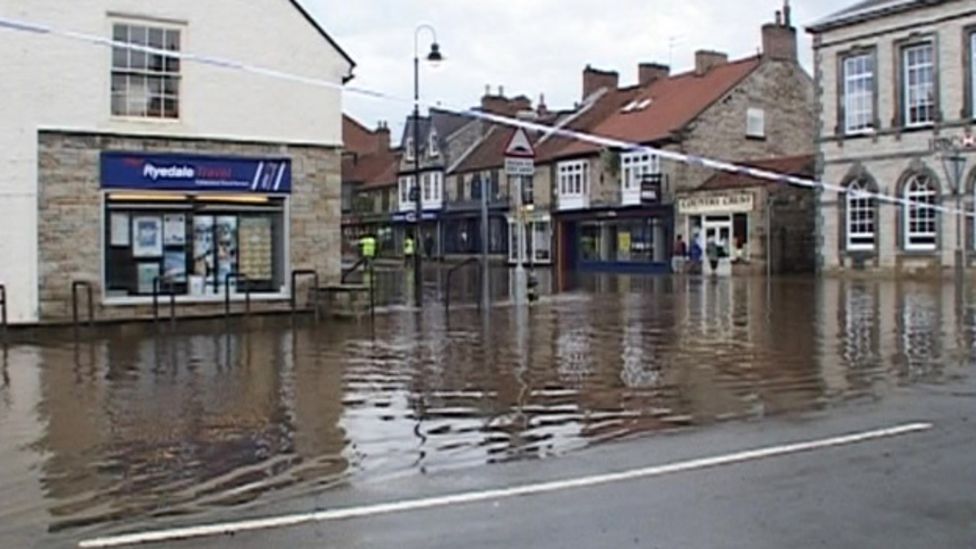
556, 206, 673, 274
677, 193, 755, 264
507, 212, 553, 266
35, 132, 342, 322
100, 152, 291, 300
392, 211, 441, 258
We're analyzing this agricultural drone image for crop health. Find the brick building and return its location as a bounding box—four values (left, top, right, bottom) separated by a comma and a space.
809, 0, 976, 276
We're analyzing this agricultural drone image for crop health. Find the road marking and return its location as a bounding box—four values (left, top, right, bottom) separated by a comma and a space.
79, 422, 933, 548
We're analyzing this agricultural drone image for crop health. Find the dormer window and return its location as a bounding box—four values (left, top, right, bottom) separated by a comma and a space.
428, 132, 439, 158
404, 137, 415, 161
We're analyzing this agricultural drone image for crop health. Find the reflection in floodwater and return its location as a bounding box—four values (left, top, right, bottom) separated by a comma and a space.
0, 276, 973, 545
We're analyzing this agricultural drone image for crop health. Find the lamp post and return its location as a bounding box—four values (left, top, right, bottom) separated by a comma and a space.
412, 24, 443, 307
940, 150, 968, 284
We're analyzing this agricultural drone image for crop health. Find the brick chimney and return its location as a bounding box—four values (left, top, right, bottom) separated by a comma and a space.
375, 121, 391, 151
582, 65, 619, 100
762, 7, 798, 62
480, 88, 533, 117
695, 50, 728, 75
638, 62, 670, 86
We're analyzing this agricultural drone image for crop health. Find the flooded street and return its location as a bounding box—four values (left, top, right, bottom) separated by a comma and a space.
1, 274, 974, 547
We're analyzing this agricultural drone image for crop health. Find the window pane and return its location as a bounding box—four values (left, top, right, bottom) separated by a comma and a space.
112, 46, 128, 68
113, 24, 128, 42
130, 25, 147, 45
111, 93, 127, 116
164, 98, 179, 118
148, 28, 164, 49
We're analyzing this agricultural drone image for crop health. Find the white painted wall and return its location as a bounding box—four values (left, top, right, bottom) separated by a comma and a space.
0, 0, 352, 322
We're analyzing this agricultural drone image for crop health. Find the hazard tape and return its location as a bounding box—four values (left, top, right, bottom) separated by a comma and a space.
0, 15, 971, 217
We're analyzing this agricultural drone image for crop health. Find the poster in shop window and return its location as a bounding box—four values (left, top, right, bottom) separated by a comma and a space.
216, 216, 239, 286
137, 262, 160, 294
163, 251, 187, 283
239, 217, 273, 281
110, 212, 130, 247
193, 216, 215, 291
163, 214, 186, 246
132, 216, 163, 258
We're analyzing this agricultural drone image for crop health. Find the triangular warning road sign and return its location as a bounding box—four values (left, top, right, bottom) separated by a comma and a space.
505, 128, 535, 158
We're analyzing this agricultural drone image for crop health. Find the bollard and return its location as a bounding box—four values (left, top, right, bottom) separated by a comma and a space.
291, 270, 320, 322
224, 273, 251, 319
71, 281, 95, 328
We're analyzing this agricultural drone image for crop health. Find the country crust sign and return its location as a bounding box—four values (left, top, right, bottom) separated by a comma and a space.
677, 193, 755, 215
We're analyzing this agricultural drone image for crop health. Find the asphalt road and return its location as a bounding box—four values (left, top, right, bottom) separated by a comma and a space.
74, 376, 976, 549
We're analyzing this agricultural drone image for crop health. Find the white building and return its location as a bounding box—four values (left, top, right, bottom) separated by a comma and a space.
0, 0, 353, 323
810, 0, 976, 275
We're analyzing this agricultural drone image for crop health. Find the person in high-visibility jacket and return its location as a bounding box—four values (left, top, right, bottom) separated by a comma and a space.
359, 234, 377, 260
403, 235, 415, 267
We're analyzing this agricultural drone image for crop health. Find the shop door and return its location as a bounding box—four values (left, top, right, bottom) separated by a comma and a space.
703, 215, 732, 251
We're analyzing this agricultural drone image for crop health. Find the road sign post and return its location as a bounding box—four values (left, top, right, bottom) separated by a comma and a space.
505, 129, 535, 306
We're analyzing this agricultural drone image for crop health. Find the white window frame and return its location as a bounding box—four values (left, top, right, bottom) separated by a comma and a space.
746, 108, 766, 138
903, 42, 936, 128
843, 53, 875, 134
557, 160, 588, 197
903, 174, 938, 251
428, 131, 439, 158
620, 151, 660, 192
845, 180, 876, 251
111, 22, 182, 120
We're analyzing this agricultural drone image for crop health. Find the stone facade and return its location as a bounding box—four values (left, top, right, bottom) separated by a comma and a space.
812, 1, 976, 276
37, 130, 342, 322
675, 59, 816, 196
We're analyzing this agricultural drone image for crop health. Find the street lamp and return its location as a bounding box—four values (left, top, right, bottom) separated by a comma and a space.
412, 24, 443, 307
940, 151, 968, 283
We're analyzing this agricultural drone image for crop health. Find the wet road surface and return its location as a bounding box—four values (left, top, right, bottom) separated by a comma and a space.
0, 274, 974, 547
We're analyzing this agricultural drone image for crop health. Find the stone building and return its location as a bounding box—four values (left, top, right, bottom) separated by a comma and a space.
0, 0, 354, 324
341, 116, 399, 258
539, 4, 815, 274
809, 0, 976, 276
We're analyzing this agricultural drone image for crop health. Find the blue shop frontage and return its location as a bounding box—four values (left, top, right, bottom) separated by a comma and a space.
555, 204, 674, 274
391, 210, 442, 258
99, 151, 292, 300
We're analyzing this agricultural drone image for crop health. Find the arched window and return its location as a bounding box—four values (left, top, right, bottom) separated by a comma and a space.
846, 180, 876, 251
903, 174, 938, 251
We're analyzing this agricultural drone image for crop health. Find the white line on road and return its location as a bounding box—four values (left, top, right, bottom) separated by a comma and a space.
78, 422, 933, 548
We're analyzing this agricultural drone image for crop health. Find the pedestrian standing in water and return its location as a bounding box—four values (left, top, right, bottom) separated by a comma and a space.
689, 231, 704, 274
403, 235, 415, 268
672, 234, 688, 274
706, 235, 719, 274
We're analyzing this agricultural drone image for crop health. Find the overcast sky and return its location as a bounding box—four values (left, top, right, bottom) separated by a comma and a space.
303, 0, 851, 140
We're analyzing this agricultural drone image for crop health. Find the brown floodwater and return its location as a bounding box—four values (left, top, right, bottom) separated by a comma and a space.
0, 273, 973, 546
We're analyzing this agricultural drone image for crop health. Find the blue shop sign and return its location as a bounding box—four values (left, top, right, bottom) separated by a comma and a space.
393, 212, 438, 223
101, 152, 292, 193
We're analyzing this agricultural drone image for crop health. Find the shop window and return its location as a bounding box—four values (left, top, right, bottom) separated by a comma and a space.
534, 221, 551, 261
902, 42, 936, 128
846, 180, 876, 251
104, 195, 286, 298
902, 174, 938, 251
111, 23, 181, 119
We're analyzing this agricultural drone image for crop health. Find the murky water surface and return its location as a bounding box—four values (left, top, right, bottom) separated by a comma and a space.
1, 274, 974, 545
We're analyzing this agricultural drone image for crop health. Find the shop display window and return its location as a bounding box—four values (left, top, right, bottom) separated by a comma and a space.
104, 194, 286, 298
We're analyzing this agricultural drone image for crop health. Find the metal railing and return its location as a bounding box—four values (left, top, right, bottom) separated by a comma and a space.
342, 258, 376, 319
224, 273, 251, 319
71, 281, 95, 328
444, 258, 483, 312
0, 284, 7, 343
152, 277, 177, 324
291, 270, 320, 322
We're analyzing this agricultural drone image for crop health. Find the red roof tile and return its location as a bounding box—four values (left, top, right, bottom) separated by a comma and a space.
695, 155, 814, 191
556, 56, 761, 159
344, 150, 400, 189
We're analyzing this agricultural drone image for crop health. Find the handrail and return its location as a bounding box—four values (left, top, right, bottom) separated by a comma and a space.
291, 269, 320, 322
0, 283, 7, 343
342, 257, 369, 283
342, 258, 376, 319
71, 281, 95, 328
152, 277, 177, 324
224, 273, 251, 319
444, 258, 482, 312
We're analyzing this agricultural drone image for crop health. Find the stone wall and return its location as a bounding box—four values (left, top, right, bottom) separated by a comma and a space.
37, 130, 342, 322
677, 59, 816, 194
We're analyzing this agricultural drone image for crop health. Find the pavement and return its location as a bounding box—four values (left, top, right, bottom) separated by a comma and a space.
70, 375, 976, 549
